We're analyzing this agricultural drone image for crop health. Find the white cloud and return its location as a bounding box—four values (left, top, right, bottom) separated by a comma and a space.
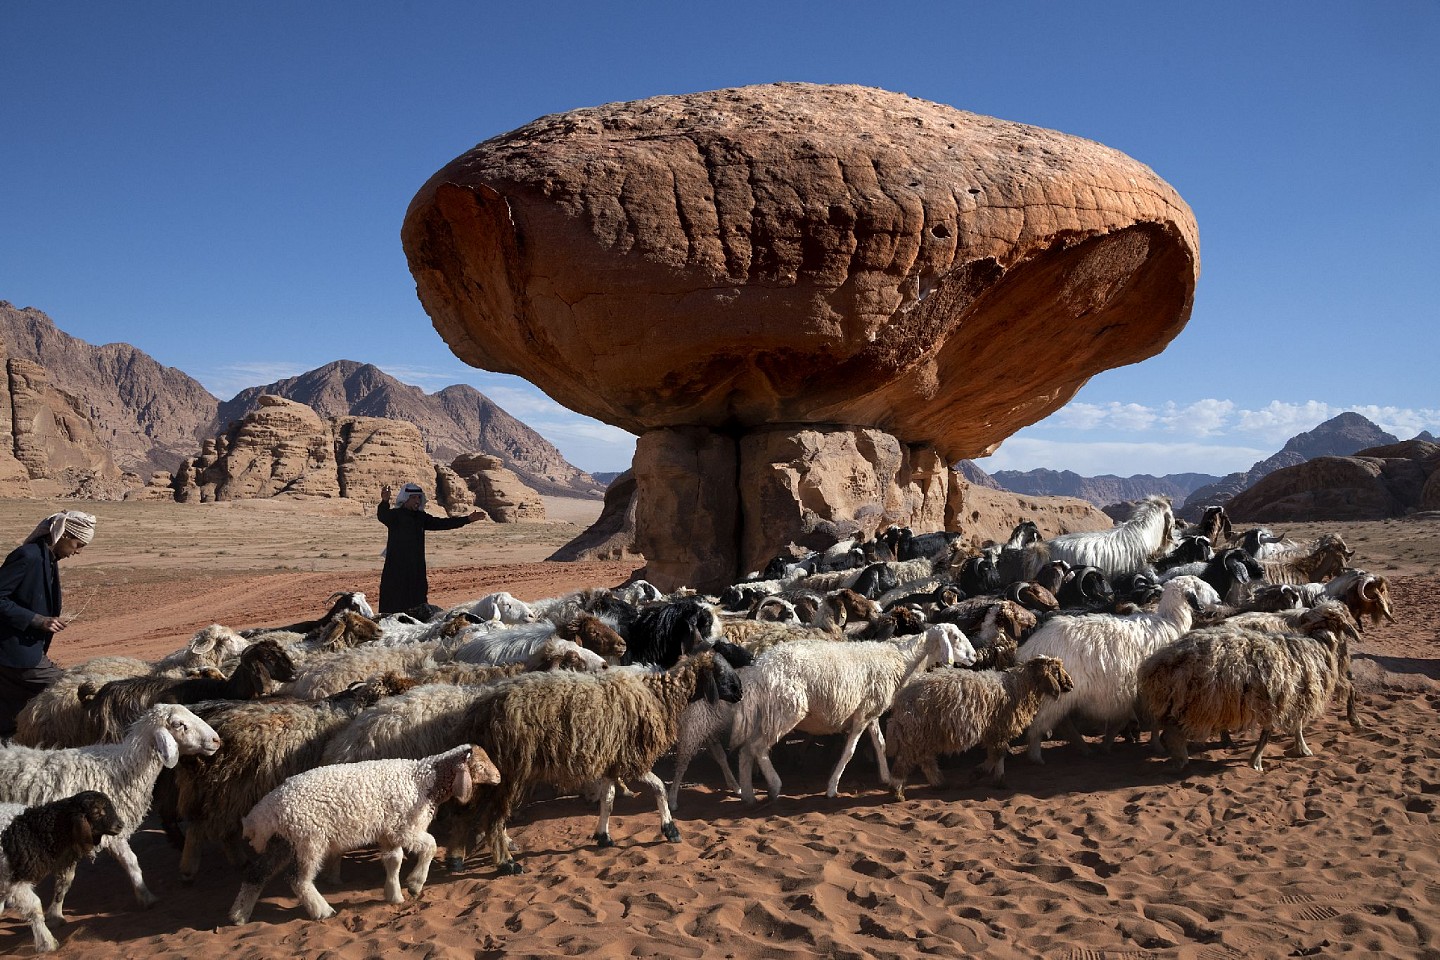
1158, 399, 1235, 436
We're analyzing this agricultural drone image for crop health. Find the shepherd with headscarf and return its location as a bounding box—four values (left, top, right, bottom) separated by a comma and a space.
376, 482, 485, 616
0, 510, 95, 738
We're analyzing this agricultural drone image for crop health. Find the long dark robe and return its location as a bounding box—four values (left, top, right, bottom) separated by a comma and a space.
377, 503, 472, 615
0, 541, 64, 735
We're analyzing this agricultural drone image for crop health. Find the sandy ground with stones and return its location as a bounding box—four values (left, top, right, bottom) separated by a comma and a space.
1, 497, 1437, 959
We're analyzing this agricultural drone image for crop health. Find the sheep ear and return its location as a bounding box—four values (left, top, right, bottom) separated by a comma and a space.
154, 728, 180, 769
70, 809, 96, 849
700, 664, 720, 705
452, 757, 474, 805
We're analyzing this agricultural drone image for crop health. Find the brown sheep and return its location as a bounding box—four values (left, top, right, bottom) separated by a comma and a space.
885, 656, 1073, 794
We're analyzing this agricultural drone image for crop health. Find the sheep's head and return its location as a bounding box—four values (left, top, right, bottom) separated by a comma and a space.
64, 790, 123, 846
186, 624, 251, 667
926, 623, 975, 668
689, 651, 743, 705
791, 593, 821, 624
319, 611, 382, 650
1025, 656, 1074, 698
998, 601, 1039, 640
560, 613, 628, 660
1299, 601, 1362, 645
242, 638, 297, 688
148, 704, 221, 767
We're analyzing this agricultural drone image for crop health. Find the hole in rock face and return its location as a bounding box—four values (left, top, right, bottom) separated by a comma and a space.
930, 224, 951, 239
968, 187, 982, 195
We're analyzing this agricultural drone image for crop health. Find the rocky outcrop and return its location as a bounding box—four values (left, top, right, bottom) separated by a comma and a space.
217, 361, 604, 499
1224, 440, 1440, 522
0, 302, 219, 477
172, 396, 489, 516
548, 470, 641, 562
1182, 413, 1399, 519
550, 466, 1112, 584
946, 480, 1114, 552
404, 83, 1199, 587
0, 352, 127, 500
451, 454, 545, 522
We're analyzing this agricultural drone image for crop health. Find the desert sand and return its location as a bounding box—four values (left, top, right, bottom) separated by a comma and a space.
1, 498, 1437, 959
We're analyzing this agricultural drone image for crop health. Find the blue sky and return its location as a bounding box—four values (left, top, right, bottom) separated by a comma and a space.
2, 2, 1436, 477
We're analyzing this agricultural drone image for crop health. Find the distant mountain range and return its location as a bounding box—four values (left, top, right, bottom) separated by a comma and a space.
0, 301, 603, 499
962, 412, 1407, 515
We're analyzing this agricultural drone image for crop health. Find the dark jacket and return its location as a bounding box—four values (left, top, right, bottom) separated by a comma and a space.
0, 542, 61, 669
377, 503, 471, 615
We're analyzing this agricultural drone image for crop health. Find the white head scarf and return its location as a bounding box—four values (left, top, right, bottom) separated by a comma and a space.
394, 483, 427, 508
23, 510, 98, 548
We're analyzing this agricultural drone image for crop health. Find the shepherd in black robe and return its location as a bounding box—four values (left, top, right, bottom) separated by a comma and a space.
377, 482, 484, 615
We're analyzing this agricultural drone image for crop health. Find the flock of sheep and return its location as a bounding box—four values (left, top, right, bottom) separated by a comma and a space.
0, 496, 1397, 952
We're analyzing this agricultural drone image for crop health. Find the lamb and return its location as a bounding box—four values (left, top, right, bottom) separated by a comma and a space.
167, 675, 411, 884
1138, 616, 1357, 771
80, 639, 296, 742
665, 664, 757, 812
1017, 575, 1221, 763
227, 745, 501, 923
885, 656, 1074, 794
0, 704, 221, 919
730, 623, 976, 804
1024, 495, 1175, 581
0, 791, 123, 953
451, 650, 743, 873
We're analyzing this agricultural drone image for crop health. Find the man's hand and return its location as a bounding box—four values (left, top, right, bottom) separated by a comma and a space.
38, 616, 67, 633
380, 485, 393, 504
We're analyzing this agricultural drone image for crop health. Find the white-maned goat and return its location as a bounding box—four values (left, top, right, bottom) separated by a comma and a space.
1025, 495, 1176, 581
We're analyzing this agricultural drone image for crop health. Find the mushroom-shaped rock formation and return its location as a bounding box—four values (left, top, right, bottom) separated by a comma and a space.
403, 83, 1199, 589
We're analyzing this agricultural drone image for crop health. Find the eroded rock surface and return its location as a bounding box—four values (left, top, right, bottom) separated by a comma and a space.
404, 83, 1199, 586
451, 454, 545, 522
173, 396, 479, 515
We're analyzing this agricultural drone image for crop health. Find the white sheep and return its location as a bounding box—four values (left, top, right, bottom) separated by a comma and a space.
730, 623, 977, 803
885, 656, 1075, 793
227, 744, 501, 923
0, 704, 222, 920
1138, 616, 1358, 771
454, 591, 537, 625
1018, 575, 1220, 763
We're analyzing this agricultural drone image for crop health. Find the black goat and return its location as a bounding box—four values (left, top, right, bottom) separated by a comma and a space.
621, 598, 718, 667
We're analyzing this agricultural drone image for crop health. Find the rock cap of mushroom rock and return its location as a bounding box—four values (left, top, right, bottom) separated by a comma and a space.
403, 82, 1198, 463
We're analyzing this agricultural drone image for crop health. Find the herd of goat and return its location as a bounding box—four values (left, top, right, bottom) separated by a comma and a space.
0, 496, 1399, 951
